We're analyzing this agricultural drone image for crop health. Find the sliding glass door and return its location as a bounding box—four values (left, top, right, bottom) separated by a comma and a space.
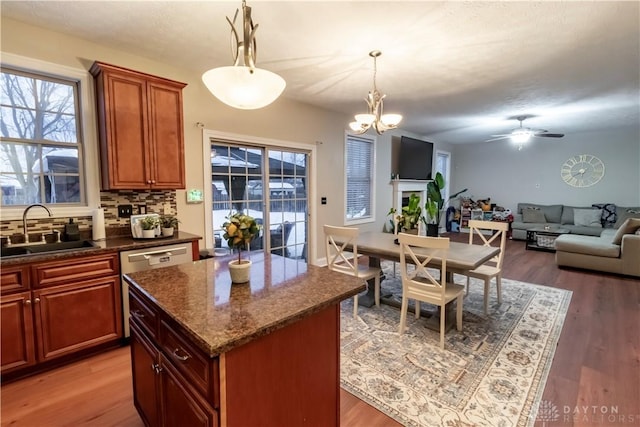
211, 142, 308, 260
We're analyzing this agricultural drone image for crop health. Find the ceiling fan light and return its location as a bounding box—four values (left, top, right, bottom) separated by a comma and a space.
355, 113, 376, 125
381, 113, 402, 127
511, 129, 531, 144
202, 66, 286, 110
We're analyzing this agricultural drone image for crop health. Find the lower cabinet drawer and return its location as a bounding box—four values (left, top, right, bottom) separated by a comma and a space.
129, 288, 158, 339
159, 319, 219, 407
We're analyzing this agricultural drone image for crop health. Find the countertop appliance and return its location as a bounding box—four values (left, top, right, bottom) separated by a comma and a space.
120, 243, 193, 337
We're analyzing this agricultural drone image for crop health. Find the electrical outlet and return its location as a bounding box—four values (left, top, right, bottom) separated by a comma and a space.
163, 203, 171, 215
118, 204, 133, 218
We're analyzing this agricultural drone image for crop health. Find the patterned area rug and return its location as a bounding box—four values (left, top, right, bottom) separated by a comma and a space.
340, 262, 572, 427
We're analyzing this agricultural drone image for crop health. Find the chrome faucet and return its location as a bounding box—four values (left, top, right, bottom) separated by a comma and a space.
22, 204, 52, 244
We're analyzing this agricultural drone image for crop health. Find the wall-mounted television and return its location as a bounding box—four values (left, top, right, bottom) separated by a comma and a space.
398, 136, 434, 180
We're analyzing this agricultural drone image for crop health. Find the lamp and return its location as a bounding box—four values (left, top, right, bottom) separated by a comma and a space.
349, 51, 402, 135
201, 0, 285, 110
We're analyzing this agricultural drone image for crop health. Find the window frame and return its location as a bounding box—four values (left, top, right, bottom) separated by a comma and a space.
344, 132, 376, 225
0, 52, 100, 220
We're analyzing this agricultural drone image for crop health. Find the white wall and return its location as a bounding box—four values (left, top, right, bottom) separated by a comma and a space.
452, 127, 640, 211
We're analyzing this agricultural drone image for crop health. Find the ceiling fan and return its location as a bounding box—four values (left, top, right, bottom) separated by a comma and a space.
486, 116, 564, 148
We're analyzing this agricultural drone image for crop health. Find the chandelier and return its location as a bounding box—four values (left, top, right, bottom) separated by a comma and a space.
201, 0, 286, 110
349, 51, 402, 135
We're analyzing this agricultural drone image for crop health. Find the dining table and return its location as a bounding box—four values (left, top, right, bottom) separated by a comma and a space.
345, 231, 501, 329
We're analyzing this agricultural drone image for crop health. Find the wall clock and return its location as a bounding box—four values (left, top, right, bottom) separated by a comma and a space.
560, 154, 605, 187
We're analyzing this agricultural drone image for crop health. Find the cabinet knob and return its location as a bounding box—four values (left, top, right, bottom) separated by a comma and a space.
151, 180, 156, 184
34, 297, 41, 303
172, 348, 191, 362
25, 299, 32, 305
151, 363, 163, 374
147, 180, 151, 184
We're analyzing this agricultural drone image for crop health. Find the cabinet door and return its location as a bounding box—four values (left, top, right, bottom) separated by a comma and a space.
160, 354, 217, 427
101, 70, 151, 189
147, 81, 185, 189
33, 276, 122, 361
1, 292, 36, 373
130, 321, 161, 427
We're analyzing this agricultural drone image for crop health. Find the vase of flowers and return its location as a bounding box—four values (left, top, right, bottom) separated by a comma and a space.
222, 212, 260, 283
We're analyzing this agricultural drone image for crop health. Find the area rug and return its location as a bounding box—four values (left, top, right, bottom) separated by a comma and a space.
340, 262, 572, 427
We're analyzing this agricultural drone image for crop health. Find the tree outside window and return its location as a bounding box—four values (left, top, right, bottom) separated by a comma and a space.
0, 67, 84, 206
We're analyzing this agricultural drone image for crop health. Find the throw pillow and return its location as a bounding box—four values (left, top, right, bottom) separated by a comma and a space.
573, 208, 603, 227
612, 218, 640, 245
522, 207, 546, 223
592, 203, 617, 228
614, 208, 640, 228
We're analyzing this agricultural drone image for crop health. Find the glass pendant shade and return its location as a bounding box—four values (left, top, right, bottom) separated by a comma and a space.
202, 66, 286, 110
381, 113, 402, 126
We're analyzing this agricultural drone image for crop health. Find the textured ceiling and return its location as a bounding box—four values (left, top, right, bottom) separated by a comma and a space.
2, 1, 639, 144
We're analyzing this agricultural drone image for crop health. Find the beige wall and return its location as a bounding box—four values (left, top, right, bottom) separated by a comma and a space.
1, 18, 365, 263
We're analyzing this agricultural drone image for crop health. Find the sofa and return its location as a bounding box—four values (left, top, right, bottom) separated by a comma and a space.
555, 219, 640, 277
511, 203, 638, 240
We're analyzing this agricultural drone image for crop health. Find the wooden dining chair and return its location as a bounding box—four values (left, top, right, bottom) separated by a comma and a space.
463, 220, 509, 314
324, 225, 381, 318
397, 233, 465, 350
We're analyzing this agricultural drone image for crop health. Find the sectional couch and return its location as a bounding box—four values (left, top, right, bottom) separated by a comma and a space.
511, 203, 640, 277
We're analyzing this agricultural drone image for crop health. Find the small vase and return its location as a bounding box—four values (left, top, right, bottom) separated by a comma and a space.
162, 227, 174, 237
228, 259, 252, 284
142, 229, 156, 238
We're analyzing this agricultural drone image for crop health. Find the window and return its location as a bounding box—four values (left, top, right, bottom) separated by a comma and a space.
1, 67, 85, 206
345, 133, 375, 224
435, 150, 451, 202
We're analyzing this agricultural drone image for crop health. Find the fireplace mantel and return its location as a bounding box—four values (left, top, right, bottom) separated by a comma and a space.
391, 179, 430, 215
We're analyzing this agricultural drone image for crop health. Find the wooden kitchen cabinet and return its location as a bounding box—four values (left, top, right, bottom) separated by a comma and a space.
1, 252, 122, 378
90, 61, 186, 190
130, 319, 217, 427
0, 291, 36, 372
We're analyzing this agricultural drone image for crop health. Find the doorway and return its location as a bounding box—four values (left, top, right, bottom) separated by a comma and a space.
206, 135, 311, 262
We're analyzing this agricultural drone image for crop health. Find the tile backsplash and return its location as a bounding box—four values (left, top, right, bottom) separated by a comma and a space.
1, 190, 177, 242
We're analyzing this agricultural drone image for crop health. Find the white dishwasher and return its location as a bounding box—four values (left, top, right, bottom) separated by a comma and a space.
120, 243, 193, 337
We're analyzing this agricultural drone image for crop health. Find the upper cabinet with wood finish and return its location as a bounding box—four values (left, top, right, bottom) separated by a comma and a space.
90, 62, 187, 190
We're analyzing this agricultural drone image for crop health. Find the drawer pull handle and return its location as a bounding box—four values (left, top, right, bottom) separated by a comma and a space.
131, 309, 145, 318
173, 348, 190, 362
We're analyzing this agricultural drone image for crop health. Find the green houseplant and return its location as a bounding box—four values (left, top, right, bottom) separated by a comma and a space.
425, 172, 445, 236
222, 212, 260, 283
160, 215, 180, 236
388, 193, 424, 233
139, 215, 160, 238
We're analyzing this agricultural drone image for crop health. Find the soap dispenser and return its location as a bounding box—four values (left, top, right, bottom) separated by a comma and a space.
65, 218, 80, 241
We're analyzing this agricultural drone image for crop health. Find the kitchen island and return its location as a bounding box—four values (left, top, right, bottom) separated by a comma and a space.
123, 252, 365, 427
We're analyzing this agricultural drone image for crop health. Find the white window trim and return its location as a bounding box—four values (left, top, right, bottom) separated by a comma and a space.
0, 52, 100, 220
344, 132, 376, 226
201, 129, 317, 263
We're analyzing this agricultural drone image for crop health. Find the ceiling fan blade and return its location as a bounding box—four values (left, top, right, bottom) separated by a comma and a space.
535, 133, 564, 138
485, 136, 510, 142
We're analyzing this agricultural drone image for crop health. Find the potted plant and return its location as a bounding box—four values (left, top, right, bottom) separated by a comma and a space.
222, 212, 260, 283
425, 172, 446, 237
387, 193, 424, 234
139, 215, 160, 238
160, 215, 180, 237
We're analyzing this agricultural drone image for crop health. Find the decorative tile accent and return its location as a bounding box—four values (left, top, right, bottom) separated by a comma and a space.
0, 190, 177, 242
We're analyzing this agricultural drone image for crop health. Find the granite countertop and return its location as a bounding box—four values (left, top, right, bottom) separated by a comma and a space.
0, 231, 201, 266
123, 252, 366, 357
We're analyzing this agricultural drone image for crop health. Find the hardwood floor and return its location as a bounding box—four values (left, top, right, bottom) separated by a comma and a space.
2, 235, 638, 427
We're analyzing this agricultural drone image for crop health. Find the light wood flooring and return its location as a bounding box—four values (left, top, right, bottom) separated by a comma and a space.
2, 235, 639, 427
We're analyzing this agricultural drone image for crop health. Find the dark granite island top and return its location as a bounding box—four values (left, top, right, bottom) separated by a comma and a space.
123, 251, 365, 357
124, 252, 365, 427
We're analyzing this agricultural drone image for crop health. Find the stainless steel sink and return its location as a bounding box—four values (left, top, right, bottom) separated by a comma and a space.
1, 240, 96, 258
